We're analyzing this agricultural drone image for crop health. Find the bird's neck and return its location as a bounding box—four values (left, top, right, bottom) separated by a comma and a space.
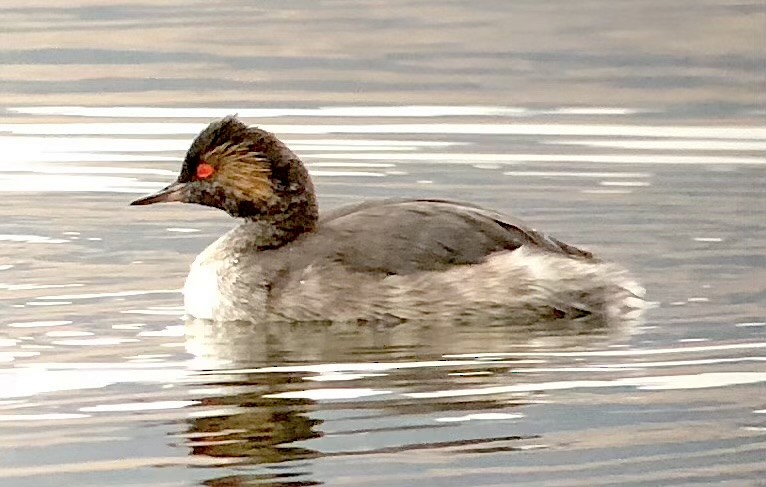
238, 127, 320, 247
241, 189, 318, 248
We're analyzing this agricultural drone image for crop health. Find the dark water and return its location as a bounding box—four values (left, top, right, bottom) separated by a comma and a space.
1, 1, 765, 486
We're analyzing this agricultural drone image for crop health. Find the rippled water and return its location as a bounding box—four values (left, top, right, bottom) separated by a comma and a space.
2, 1, 765, 486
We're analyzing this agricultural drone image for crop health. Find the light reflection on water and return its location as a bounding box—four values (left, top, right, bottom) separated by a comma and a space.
2, 107, 763, 203
4, 121, 766, 138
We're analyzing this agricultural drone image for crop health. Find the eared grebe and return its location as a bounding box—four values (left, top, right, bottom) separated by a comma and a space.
131, 116, 641, 323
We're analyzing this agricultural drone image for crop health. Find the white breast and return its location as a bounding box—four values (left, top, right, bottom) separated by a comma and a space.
183, 256, 221, 320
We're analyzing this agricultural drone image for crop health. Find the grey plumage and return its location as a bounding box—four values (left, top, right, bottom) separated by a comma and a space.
185, 199, 642, 324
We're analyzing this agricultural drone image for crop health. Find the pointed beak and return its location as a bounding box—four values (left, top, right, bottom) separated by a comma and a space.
130, 181, 188, 206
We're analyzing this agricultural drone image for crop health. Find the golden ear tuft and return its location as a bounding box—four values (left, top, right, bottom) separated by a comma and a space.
203, 142, 269, 170
204, 142, 274, 201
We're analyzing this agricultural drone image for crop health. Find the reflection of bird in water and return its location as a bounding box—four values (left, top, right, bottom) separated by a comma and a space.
132, 116, 644, 325
184, 313, 640, 368
183, 383, 321, 464
182, 315, 636, 486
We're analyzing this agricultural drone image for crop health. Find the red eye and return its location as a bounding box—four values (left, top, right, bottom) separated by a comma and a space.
196, 163, 215, 179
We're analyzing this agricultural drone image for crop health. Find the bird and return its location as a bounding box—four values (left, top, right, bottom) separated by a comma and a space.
131, 116, 642, 324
